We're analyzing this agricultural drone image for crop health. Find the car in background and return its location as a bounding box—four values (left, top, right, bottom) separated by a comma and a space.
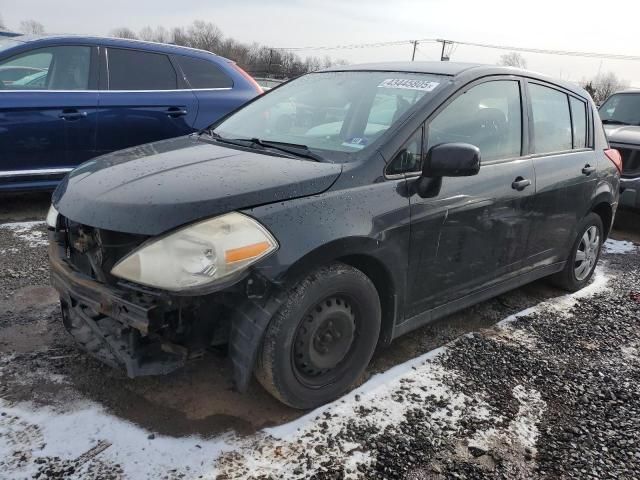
600, 90, 640, 209
0, 35, 262, 191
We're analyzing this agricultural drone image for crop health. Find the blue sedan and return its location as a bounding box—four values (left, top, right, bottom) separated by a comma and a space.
0, 35, 262, 191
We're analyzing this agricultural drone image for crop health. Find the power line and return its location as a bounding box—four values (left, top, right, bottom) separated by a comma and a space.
273, 39, 437, 51
449, 39, 640, 62
272, 37, 640, 62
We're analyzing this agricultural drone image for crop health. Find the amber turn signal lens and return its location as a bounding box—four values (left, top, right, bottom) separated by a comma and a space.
225, 241, 271, 264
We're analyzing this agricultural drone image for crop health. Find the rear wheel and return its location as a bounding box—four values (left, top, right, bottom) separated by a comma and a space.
255, 263, 381, 409
550, 212, 603, 291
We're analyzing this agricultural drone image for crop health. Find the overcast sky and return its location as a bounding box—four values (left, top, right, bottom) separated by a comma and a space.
3, 0, 640, 86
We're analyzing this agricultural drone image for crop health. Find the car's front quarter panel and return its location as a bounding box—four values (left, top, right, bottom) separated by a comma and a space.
244, 156, 411, 314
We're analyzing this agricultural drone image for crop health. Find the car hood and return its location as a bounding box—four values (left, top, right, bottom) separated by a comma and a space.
53, 135, 343, 235
604, 124, 640, 145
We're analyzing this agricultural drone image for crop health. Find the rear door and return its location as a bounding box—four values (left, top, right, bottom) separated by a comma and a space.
173, 55, 248, 130
524, 82, 596, 267
404, 78, 536, 318
0, 44, 98, 185
95, 47, 198, 156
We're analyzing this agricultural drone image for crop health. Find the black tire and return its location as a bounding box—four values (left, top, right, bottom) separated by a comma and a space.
255, 263, 381, 409
550, 212, 604, 292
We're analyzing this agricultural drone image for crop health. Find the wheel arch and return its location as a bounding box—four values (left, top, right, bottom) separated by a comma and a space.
591, 198, 614, 239
275, 237, 404, 346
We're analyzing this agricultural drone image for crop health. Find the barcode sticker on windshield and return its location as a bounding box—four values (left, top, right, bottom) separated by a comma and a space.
378, 79, 440, 92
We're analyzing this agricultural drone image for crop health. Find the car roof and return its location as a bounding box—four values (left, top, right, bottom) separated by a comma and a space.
323, 61, 590, 100
10, 34, 230, 61
610, 89, 640, 95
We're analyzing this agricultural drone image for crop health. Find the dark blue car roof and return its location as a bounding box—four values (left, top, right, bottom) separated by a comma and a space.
10, 34, 231, 62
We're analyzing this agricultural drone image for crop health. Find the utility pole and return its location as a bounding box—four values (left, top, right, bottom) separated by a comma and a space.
437, 39, 453, 61
267, 48, 274, 77
411, 40, 418, 61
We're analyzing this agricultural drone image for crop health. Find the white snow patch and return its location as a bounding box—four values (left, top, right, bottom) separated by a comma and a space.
0, 221, 48, 247
0, 399, 236, 480
469, 385, 545, 456
498, 267, 609, 328
603, 238, 638, 254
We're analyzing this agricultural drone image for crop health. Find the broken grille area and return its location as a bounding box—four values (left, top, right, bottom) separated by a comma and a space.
59, 216, 148, 285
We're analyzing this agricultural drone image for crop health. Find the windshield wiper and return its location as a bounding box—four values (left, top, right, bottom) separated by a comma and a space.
602, 119, 631, 125
249, 138, 324, 162
206, 134, 324, 162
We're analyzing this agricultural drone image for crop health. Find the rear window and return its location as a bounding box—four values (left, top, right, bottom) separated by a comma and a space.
529, 83, 572, 154
176, 56, 233, 89
107, 48, 177, 90
570, 96, 587, 149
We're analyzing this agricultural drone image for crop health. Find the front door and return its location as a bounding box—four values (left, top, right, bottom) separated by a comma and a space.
96, 47, 198, 156
0, 45, 98, 185
404, 78, 536, 318
524, 82, 597, 267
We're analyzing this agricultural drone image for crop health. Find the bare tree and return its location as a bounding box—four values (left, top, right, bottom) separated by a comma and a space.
498, 52, 527, 69
19, 19, 45, 35
110, 27, 138, 39
108, 20, 343, 79
187, 20, 222, 51
138, 25, 171, 43
583, 72, 629, 105
0, 14, 6, 30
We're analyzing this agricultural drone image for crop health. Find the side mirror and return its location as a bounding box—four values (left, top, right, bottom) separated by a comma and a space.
422, 143, 481, 177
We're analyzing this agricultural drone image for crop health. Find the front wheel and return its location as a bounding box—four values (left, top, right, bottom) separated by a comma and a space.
551, 212, 603, 292
255, 263, 381, 409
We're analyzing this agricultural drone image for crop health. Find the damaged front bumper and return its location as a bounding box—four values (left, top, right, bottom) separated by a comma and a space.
49, 241, 191, 376
49, 237, 283, 391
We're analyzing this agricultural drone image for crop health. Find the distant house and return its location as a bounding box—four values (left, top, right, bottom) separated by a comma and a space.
0, 31, 20, 38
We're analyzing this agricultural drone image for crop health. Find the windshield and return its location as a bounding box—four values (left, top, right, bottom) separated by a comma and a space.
600, 93, 640, 126
213, 71, 445, 156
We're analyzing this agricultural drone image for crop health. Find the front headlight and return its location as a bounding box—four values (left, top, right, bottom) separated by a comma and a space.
110, 212, 278, 292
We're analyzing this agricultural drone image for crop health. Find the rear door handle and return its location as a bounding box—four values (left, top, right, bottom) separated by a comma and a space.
512, 177, 532, 191
582, 164, 597, 175
166, 107, 188, 118
59, 109, 87, 121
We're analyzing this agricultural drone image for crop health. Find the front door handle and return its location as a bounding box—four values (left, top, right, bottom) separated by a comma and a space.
582, 164, 597, 175
166, 107, 188, 118
512, 177, 532, 191
59, 109, 87, 121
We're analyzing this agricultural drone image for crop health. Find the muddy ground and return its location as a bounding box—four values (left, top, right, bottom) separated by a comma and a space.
0, 194, 639, 479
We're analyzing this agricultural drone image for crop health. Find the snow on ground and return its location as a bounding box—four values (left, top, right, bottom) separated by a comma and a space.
0, 221, 48, 247
603, 238, 638, 254
0, 267, 615, 479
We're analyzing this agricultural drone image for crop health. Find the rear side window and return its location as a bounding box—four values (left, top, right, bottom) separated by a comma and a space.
0, 46, 91, 90
176, 56, 233, 89
427, 80, 522, 161
570, 96, 588, 149
107, 48, 177, 90
529, 84, 572, 154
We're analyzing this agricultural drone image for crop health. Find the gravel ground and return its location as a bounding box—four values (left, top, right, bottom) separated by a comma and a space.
0, 198, 638, 479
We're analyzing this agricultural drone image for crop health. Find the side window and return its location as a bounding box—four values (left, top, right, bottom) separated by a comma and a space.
529, 84, 572, 154
426, 80, 522, 161
0, 46, 91, 90
570, 96, 587, 149
387, 127, 423, 175
176, 56, 233, 89
107, 48, 177, 90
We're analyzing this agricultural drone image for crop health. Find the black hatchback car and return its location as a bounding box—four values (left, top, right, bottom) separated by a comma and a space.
48, 62, 621, 408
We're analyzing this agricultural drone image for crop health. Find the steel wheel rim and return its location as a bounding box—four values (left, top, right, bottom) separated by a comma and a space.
574, 225, 600, 281
292, 295, 357, 387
